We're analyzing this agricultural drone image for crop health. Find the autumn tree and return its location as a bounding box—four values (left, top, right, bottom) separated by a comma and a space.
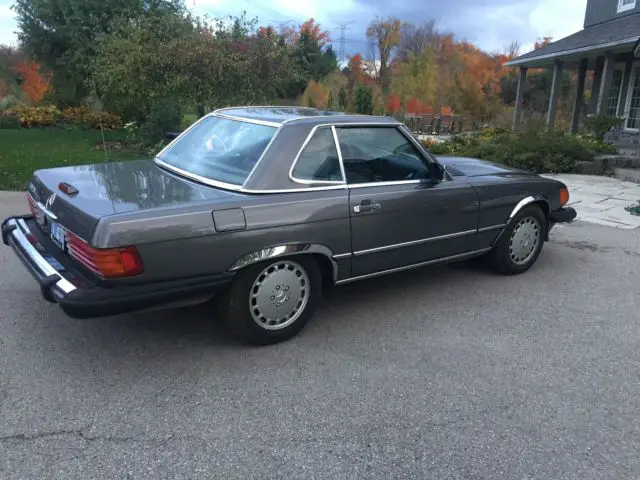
366, 17, 402, 92
397, 20, 439, 61
13, 0, 187, 105
14, 60, 50, 103
391, 46, 438, 112
281, 18, 338, 98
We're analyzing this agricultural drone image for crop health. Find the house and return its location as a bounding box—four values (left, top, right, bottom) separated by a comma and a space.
505, 0, 640, 134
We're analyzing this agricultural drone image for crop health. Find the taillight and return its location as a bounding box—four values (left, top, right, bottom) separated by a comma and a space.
559, 187, 570, 207
66, 232, 143, 278
26, 192, 37, 215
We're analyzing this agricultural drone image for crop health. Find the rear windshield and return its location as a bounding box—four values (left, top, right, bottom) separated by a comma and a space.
157, 115, 277, 186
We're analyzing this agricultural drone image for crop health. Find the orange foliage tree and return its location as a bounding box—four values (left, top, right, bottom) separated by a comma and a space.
283, 18, 331, 47
302, 80, 329, 109
385, 94, 401, 114
13, 60, 50, 103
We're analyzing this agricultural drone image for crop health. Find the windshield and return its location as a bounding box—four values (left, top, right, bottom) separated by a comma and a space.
157, 115, 277, 186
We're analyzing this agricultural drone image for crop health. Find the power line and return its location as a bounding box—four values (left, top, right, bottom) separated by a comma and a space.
334, 21, 356, 62
270, 19, 296, 36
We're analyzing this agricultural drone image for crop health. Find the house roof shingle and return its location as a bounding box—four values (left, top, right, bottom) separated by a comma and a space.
505, 13, 640, 67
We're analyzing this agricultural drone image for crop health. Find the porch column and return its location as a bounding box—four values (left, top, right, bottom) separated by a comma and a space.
588, 56, 605, 114
512, 67, 527, 131
570, 58, 589, 133
547, 61, 563, 130
596, 52, 615, 115
618, 57, 634, 118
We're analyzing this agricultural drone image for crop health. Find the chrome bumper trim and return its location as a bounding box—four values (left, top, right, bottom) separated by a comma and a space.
5, 218, 77, 294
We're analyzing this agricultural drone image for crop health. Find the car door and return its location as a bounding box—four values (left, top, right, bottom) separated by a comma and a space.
334, 125, 481, 278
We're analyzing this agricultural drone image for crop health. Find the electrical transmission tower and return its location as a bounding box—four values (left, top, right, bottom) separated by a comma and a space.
334, 22, 355, 63
270, 19, 295, 36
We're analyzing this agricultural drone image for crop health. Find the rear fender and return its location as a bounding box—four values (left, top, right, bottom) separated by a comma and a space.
228, 243, 340, 283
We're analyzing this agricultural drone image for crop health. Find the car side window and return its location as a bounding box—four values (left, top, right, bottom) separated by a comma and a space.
335, 127, 432, 184
291, 128, 343, 183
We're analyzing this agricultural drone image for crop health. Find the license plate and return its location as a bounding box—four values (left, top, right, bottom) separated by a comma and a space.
50, 221, 66, 250
43, 255, 65, 271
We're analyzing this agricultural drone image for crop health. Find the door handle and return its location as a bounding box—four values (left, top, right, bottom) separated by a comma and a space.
354, 200, 381, 213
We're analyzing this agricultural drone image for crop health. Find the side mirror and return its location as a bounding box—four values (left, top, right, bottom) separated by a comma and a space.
433, 162, 447, 181
165, 131, 181, 140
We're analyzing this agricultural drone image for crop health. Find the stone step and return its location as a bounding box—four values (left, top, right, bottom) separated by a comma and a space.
597, 155, 640, 169
613, 168, 640, 184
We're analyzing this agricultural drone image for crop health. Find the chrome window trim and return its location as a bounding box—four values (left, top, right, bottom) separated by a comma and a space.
353, 229, 477, 257
155, 158, 347, 194
332, 126, 348, 185
155, 119, 437, 195
212, 112, 282, 128
242, 124, 284, 188
288, 125, 346, 186
154, 113, 281, 191
397, 124, 443, 167
334, 124, 443, 188
155, 112, 214, 159
348, 179, 422, 189
336, 247, 492, 285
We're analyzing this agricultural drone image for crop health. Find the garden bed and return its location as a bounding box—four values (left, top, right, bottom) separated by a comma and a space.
424, 129, 618, 174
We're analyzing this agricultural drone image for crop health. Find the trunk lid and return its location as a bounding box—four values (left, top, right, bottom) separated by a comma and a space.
27, 159, 238, 241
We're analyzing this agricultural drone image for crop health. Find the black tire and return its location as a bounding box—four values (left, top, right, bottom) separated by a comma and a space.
222, 256, 322, 346
485, 204, 547, 275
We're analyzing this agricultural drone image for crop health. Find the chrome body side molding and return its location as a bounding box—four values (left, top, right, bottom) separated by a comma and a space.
336, 248, 492, 285
353, 229, 477, 257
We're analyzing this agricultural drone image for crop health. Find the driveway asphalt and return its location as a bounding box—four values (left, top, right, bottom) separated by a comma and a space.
1, 192, 640, 479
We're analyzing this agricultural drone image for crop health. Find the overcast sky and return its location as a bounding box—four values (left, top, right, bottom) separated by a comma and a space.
0, 0, 587, 57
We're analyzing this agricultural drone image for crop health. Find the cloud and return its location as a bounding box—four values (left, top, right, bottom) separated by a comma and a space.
0, 2, 17, 46
0, 0, 588, 56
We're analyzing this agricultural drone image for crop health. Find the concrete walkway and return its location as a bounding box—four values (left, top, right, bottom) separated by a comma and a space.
543, 174, 640, 229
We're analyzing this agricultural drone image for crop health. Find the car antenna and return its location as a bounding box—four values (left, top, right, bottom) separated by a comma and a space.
91, 75, 109, 163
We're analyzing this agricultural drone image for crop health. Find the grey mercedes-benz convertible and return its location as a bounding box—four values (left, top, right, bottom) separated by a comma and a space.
2, 106, 576, 344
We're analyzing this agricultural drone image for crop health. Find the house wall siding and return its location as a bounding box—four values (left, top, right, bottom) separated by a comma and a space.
585, 0, 640, 27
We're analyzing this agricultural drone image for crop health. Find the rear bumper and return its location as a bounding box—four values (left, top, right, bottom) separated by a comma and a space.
2, 216, 234, 319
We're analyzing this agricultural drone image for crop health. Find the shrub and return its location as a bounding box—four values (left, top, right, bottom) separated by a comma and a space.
354, 85, 373, 115
0, 95, 21, 112
80, 112, 123, 130
60, 107, 123, 130
139, 98, 182, 148
8, 105, 61, 128
583, 114, 624, 140
426, 131, 604, 174
0, 112, 21, 129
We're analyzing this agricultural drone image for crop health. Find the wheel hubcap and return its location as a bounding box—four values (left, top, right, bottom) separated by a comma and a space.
249, 260, 310, 330
509, 216, 541, 265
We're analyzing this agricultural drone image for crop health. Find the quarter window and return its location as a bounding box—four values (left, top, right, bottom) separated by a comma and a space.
618, 0, 636, 13
291, 128, 343, 183
335, 127, 433, 184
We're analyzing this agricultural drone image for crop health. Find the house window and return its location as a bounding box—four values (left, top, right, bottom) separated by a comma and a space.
618, 0, 636, 13
607, 70, 624, 117
626, 67, 640, 129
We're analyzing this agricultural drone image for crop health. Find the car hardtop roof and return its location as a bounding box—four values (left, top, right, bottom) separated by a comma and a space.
213, 106, 400, 126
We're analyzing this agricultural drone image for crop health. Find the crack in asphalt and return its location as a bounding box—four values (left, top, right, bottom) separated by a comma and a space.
0, 427, 174, 446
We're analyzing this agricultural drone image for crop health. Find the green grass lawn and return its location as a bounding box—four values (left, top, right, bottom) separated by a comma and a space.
0, 129, 147, 191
